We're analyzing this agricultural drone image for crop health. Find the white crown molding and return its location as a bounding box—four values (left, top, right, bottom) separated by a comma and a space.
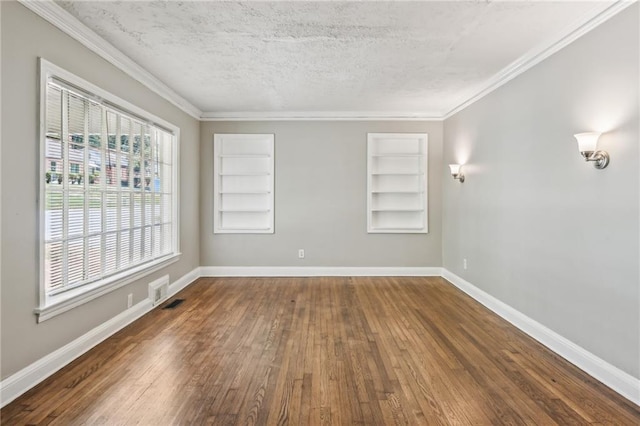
200, 111, 443, 121
201, 1, 635, 122
0, 267, 201, 408
442, 0, 636, 120
18, 0, 633, 123
18, 0, 202, 120
442, 269, 640, 406
200, 266, 443, 277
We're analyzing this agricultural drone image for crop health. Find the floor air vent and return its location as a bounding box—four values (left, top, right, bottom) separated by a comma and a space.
149, 275, 170, 306
162, 299, 185, 309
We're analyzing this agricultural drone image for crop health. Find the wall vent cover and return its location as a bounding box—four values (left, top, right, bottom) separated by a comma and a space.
148, 275, 170, 306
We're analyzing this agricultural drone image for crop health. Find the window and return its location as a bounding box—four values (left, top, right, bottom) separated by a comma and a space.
213, 134, 274, 233
37, 59, 179, 321
367, 133, 428, 233
50, 161, 57, 172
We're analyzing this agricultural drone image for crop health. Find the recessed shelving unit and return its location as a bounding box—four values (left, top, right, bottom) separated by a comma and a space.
213, 134, 274, 233
367, 133, 428, 233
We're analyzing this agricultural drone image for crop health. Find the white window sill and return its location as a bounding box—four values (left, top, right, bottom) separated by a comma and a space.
35, 253, 181, 322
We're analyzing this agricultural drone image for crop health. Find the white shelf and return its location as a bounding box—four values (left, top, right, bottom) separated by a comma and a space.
371, 190, 424, 194
218, 208, 270, 213
371, 153, 423, 158
218, 154, 270, 159
371, 172, 424, 176
219, 190, 271, 194
367, 133, 428, 234
371, 208, 424, 212
219, 172, 270, 176
214, 134, 275, 234
218, 227, 271, 231
371, 226, 425, 230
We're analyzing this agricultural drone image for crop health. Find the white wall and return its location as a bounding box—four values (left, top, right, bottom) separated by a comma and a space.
200, 121, 443, 267
443, 5, 639, 378
0, 2, 200, 379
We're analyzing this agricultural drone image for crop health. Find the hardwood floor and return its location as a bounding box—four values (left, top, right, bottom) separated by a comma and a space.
2, 277, 639, 425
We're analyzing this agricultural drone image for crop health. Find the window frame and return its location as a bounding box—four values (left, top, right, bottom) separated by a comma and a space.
36, 59, 181, 322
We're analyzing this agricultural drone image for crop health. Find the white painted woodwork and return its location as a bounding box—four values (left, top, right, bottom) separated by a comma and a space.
213, 134, 274, 234
51, 1, 619, 118
367, 133, 428, 234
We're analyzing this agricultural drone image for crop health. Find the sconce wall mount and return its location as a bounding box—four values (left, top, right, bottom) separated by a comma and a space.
449, 164, 465, 182
574, 132, 609, 169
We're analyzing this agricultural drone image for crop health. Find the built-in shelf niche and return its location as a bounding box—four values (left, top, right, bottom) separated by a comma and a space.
367, 133, 428, 233
214, 134, 274, 233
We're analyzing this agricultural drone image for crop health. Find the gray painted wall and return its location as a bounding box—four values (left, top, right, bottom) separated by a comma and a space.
2, 0, 636, 396
443, 6, 639, 378
200, 121, 443, 267
0, 2, 200, 379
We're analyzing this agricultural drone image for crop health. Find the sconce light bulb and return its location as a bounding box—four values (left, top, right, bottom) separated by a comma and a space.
574, 132, 601, 153
573, 132, 609, 169
449, 164, 465, 182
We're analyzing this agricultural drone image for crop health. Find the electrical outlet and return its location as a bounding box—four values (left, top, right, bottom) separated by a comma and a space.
298, 249, 305, 259
127, 293, 133, 309
463, 258, 468, 270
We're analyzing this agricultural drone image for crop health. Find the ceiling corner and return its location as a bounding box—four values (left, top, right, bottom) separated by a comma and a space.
441, 0, 634, 121
18, 0, 203, 120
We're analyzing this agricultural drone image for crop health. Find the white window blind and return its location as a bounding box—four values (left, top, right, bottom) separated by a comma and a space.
39, 60, 179, 319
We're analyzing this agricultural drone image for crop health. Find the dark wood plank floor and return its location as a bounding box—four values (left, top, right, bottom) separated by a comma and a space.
2, 277, 639, 425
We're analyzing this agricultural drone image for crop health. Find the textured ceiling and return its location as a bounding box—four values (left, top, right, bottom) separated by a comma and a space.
56, 1, 614, 117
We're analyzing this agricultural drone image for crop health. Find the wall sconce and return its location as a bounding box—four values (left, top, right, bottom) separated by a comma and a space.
574, 132, 609, 169
449, 164, 465, 182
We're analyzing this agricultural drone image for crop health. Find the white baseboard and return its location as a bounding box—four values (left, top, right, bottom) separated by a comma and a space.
441, 269, 640, 406
3, 266, 637, 409
169, 267, 201, 294
0, 267, 201, 408
200, 266, 443, 277
0, 300, 151, 408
